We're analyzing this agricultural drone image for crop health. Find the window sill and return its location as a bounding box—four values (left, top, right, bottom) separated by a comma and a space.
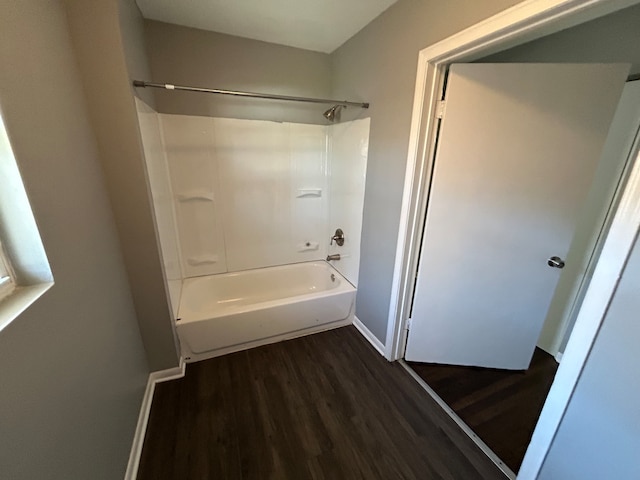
0, 282, 54, 333
0, 276, 13, 300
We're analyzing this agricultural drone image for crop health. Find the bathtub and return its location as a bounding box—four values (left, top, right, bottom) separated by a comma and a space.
176, 261, 356, 362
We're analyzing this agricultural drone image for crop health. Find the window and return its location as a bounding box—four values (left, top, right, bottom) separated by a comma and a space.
0, 112, 52, 331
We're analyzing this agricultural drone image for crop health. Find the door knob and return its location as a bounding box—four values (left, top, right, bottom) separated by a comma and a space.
547, 256, 565, 269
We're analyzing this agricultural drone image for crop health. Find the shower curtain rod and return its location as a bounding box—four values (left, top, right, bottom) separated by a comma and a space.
133, 80, 370, 109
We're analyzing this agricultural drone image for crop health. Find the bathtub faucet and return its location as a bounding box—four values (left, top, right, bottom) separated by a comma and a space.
330, 228, 345, 246
326, 254, 341, 261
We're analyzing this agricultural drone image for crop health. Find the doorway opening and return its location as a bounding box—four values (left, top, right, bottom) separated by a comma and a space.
405, 66, 639, 477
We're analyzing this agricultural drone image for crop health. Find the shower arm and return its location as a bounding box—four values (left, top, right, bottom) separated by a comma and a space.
133, 80, 369, 109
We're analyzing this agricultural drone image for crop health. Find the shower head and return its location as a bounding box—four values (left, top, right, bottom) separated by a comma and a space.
323, 104, 344, 122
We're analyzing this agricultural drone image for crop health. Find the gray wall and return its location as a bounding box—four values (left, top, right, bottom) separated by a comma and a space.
65, 0, 180, 371
539, 226, 640, 479
484, 2, 640, 75
0, 1, 149, 478
144, 21, 332, 124
119, 0, 156, 107
331, 0, 523, 342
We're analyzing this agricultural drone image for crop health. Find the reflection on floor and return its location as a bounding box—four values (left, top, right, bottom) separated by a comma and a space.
137, 326, 505, 480
407, 348, 558, 473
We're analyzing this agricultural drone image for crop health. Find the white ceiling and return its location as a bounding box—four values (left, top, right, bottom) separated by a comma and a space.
136, 0, 398, 53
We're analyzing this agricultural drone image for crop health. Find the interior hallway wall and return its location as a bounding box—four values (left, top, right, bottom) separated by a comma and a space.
484, 2, 640, 75
538, 221, 640, 479
330, 0, 523, 343
0, 1, 149, 478
144, 21, 332, 124
64, 0, 180, 370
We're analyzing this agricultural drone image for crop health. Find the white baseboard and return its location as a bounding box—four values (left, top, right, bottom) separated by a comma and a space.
124, 357, 185, 480
353, 316, 386, 357
149, 356, 186, 384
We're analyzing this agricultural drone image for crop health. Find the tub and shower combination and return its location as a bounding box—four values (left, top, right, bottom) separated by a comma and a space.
135, 80, 369, 363
177, 261, 356, 362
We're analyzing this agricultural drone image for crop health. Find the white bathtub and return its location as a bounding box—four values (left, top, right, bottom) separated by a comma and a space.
176, 261, 356, 362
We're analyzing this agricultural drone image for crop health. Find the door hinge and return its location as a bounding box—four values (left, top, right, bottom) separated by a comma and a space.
406, 318, 412, 331
436, 100, 447, 119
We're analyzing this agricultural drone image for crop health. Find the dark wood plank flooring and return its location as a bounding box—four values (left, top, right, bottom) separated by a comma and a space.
407, 348, 558, 474
138, 326, 506, 479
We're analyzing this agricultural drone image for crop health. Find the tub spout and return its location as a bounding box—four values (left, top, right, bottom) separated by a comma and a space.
326, 254, 341, 261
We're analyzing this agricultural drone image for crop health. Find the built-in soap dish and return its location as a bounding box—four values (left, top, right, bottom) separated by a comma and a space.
296, 188, 322, 198
177, 190, 215, 202
187, 254, 219, 266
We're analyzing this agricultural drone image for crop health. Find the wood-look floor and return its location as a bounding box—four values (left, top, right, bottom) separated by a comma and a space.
138, 326, 505, 480
408, 349, 558, 474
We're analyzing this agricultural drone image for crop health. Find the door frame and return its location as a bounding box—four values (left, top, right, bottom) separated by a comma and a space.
386, 0, 640, 478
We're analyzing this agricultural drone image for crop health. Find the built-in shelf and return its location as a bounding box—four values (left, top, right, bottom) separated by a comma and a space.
177, 190, 215, 202
187, 255, 219, 266
296, 188, 322, 198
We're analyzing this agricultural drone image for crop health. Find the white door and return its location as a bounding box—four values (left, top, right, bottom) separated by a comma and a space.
405, 63, 629, 369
